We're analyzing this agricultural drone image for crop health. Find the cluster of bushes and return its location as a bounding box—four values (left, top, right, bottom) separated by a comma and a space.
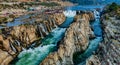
39, 2, 60, 7
0, 2, 60, 11
106, 2, 120, 12
0, 14, 15, 23
0, 17, 7, 23
104, 2, 120, 19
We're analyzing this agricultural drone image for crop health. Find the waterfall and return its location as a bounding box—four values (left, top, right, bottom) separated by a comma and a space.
59, 10, 76, 28
93, 9, 100, 19
15, 40, 21, 46
63, 10, 76, 17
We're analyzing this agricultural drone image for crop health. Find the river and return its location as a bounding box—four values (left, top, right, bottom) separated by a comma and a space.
15, 10, 76, 65
11, 6, 103, 65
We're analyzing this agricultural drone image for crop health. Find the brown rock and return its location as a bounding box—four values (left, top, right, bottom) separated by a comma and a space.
10, 25, 37, 45
0, 49, 13, 65
40, 13, 94, 65
50, 13, 65, 25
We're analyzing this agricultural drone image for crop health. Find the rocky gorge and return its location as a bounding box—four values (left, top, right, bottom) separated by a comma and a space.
0, 2, 120, 65
40, 12, 94, 65
86, 12, 120, 65
0, 12, 65, 65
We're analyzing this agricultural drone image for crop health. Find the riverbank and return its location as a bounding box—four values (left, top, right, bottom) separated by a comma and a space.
86, 13, 120, 65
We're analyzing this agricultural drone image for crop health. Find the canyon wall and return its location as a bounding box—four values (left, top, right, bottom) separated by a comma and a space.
40, 13, 94, 65
86, 13, 120, 65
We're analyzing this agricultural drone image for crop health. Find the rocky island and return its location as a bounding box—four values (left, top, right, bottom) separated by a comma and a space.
0, 0, 120, 65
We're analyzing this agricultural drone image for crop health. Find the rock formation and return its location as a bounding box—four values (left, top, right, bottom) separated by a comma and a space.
0, 13, 65, 65
40, 13, 94, 65
0, 5, 119, 65
86, 12, 120, 65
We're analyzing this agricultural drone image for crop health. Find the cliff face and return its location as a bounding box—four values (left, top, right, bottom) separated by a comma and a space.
86, 15, 120, 65
0, 13, 65, 65
40, 13, 94, 65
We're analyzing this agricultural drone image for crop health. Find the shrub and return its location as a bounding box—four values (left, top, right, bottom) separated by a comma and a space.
104, 15, 110, 20
9, 14, 15, 18
108, 2, 119, 12
39, 2, 60, 7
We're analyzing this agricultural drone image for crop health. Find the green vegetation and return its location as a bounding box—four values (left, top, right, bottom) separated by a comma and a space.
104, 2, 120, 19
0, 17, 7, 23
9, 14, 15, 18
19, 2, 60, 7
0, 29, 2, 34
104, 15, 110, 20
39, 2, 60, 7
108, 2, 119, 12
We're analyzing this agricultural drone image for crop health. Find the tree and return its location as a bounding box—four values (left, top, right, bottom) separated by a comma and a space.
109, 2, 119, 12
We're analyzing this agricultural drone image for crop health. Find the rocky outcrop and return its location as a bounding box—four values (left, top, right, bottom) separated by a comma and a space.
86, 15, 120, 65
0, 49, 14, 65
97, 17, 120, 65
86, 55, 101, 65
0, 35, 15, 65
10, 25, 37, 45
50, 13, 65, 25
40, 13, 94, 65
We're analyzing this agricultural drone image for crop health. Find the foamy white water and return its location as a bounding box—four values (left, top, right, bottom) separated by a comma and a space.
16, 28, 66, 65
63, 10, 76, 17
93, 9, 100, 19
16, 44, 55, 65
